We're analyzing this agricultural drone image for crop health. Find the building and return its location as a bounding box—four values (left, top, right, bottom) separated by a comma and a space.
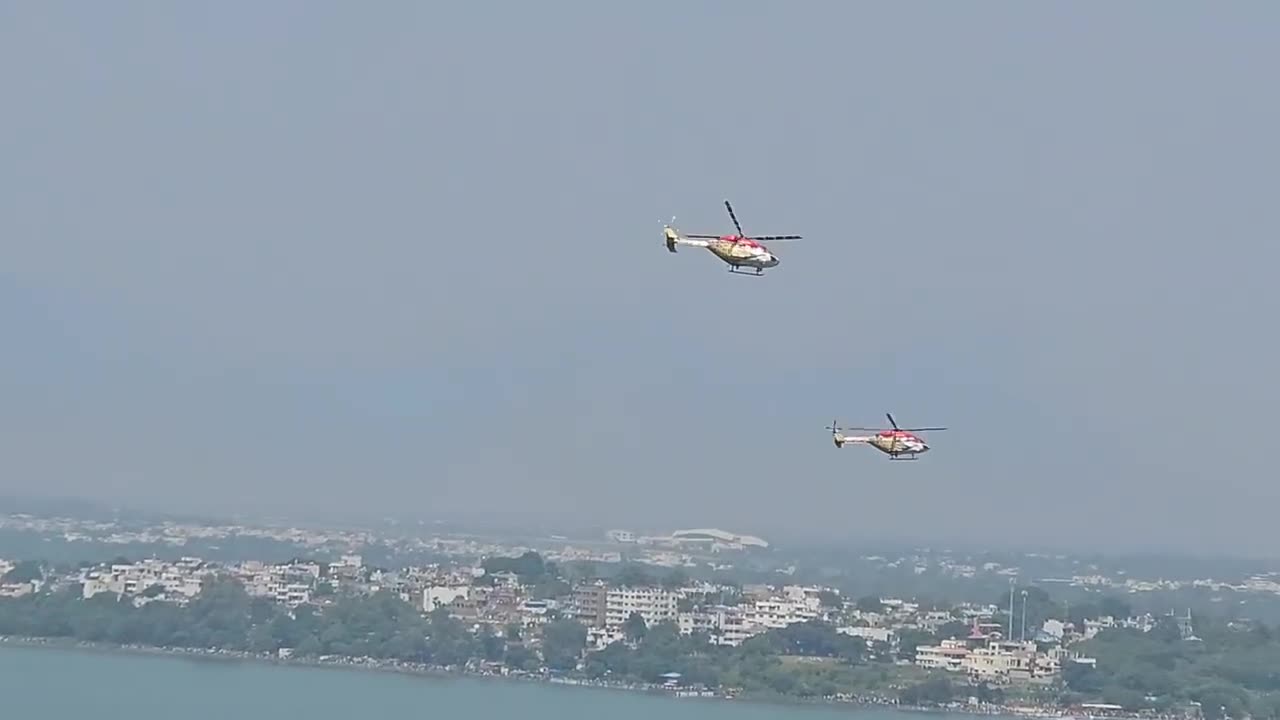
571, 582, 608, 628
916, 639, 971, 672
276, 583, 311, 608
742, 596, 819, 630
966, 641, 1038, 682
839, 625, 896, 645
676, 605, 761, 646
915, 638, 1071, 683
605, 586, 679, 630
668, 528, 769, 550
424, 585, 471, 612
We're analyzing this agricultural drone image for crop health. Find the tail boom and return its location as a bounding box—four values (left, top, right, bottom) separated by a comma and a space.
664, 226, 708, 253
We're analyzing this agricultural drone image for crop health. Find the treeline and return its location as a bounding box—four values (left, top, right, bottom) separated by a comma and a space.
1067, 616, 1280, 720
0, 580, 482, 666
8, 575, 1280, 716
0, 576, 935, 701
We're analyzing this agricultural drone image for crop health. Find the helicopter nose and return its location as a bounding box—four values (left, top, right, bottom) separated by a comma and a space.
766, 254, 780, 267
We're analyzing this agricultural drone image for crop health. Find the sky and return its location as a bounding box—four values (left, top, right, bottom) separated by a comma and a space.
2, 2, 1278, 555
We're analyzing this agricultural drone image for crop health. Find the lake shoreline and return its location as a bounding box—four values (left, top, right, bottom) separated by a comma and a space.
0, 635, 1115, 720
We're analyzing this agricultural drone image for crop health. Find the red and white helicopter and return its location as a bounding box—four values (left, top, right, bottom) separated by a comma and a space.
663, 200, 801, 276
826, 413, 947, 461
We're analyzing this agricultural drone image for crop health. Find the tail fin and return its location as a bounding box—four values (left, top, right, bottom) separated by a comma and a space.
663, 225, 679, 253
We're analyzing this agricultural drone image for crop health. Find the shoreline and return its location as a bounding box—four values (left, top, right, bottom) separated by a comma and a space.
0, 636, 1137, 720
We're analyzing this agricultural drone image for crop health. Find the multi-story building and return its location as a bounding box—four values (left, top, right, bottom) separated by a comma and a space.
682, 605, 761, 646
571, 582, 608, 629
743, 597, 819, 630
275, 583, 311, 608
424, 585, 471, 612
714, 607, 759, 646
605, 586, 679, 629
916, 639, 971, 671
966, 641, 1038, 682
77, 558, 206, 602
915, 639, 1071, 683
839, 625, 897, 646
606, 530, 636, 543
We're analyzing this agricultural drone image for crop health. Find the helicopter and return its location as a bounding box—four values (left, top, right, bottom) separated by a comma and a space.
663, 200, 801, 276
826, 413, 947, 461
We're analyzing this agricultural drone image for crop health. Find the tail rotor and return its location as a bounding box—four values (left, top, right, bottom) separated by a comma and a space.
826, 419, 845, 448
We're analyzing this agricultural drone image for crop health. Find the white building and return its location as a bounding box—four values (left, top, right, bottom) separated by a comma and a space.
276, 583, 311, 608
677, 606, 761, 646
424, 585, 471, 612
605, 586, 679, 629
839, 625, 896, 645
916, 639, 971, 672
915, 639, 1070, 683
743, 596, 819, 630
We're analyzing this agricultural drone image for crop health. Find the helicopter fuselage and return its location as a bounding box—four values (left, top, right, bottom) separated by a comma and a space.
663, 224, 783, 276
706, 237, 780, 270
835, 431, 930, 459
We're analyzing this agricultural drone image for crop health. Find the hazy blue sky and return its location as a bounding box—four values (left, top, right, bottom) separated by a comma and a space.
2, 2, 1278, 554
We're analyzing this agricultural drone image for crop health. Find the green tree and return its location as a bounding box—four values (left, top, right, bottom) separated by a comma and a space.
746, 620, 864, 662
566, 561, 598, 584
503, 644, 538, 671
2, 560, 43, 584
479, 632, 505, 661
896, 628, 935, 661
623, 612, 648, 642
818, 590, 842, 609
541, 619, 588, 671
900, 674, 955, 706
935, 620, 969, 640
855, 596, 885, 614
481, 551, 546, 583
615, 564, 655, 588
1098, 595, 1132, 620
661, 568, 689, 591
426, 606, 475, 667
1064, 661, 1105, 693
530, 577, 571, 600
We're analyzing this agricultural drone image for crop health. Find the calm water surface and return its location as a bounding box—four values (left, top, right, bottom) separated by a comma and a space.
0, 645, 963, 720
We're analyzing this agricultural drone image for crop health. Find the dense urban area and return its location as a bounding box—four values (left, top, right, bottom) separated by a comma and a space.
4, 507, 1280, 719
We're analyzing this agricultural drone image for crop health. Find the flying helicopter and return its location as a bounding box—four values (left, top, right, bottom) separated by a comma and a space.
663, 200, 801, 276
826, 413, 947, 461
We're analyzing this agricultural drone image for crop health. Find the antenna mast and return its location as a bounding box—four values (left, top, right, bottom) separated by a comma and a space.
1007, 578, 1015, 640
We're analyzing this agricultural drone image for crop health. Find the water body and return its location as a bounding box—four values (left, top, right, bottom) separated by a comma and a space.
0, 645, 973, 720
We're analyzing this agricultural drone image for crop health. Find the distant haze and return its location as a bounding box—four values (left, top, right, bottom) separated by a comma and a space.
2, 3, 1278, 556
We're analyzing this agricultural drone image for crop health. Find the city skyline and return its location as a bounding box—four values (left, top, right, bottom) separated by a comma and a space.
3, 3, 1279, 555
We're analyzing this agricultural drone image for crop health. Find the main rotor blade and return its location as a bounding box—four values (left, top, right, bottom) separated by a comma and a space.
886, 413, 899, 430
683, 234, 723, 239
903, 427, 947, 432
834, 427, 888, 433
750, 235, 802, 242
724, 200, 744, 236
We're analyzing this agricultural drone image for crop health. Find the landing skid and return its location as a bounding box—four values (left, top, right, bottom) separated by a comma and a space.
889, 455, 919, 461
728, 266, 765, 277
